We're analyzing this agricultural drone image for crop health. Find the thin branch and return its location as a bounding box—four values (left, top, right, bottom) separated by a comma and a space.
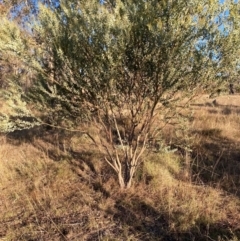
104, 157, 118, 173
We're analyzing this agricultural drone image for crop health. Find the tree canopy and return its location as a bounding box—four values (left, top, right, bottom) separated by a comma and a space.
0, 0, 239, 188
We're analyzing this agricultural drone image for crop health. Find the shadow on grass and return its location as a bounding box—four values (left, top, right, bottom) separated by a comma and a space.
189, 101, 240, 197
5, 126, 112, 198
191, 102, 240, 116
5, 126, 43, 145
191, 126, 240, 197
111, 194, 239, 241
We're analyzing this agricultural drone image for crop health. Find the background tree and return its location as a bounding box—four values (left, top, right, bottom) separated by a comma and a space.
0, 0, 60, 21
0, 0, 61, 132
0, 0, 239, 188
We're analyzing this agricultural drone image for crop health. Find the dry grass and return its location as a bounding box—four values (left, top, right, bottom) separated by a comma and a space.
144, 153, 240, 232
1, 94, 240, 240
192, 94, 240, 141
190, 94, 240, 195
0, 135, 116, 241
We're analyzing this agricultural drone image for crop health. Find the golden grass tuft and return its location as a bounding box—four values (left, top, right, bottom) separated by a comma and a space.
142, 152, 239, 231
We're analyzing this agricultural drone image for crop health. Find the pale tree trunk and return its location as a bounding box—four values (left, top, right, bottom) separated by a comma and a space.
117, 164, 135, 189
110, 120, 148, 189
105, 149, 143, 189
105, 142, 146, 189
100, 106, 150, 189
118, 173, 126, 189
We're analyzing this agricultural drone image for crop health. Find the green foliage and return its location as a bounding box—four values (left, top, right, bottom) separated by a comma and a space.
0, 84, 40, 133
0, 0, 239, 187
1, 0, 239, 126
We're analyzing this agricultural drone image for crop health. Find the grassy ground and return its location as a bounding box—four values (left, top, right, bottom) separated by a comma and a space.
1, 94, 240, 240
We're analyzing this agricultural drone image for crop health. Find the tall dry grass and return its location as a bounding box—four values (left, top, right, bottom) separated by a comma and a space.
1, 94, 240, 240
190, 94, 240, 195
0, 135, 115, 241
